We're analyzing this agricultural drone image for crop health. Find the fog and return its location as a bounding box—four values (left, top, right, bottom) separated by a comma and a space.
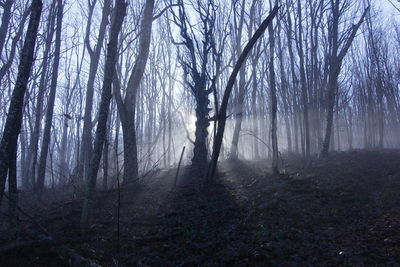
0, 0, 400, 264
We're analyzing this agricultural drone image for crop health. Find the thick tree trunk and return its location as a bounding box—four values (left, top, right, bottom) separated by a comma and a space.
191, 77, 210, 173
0, 0, 42, 208
115, 0, 155, 184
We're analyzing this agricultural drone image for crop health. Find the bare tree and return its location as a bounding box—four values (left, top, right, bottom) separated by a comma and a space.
0, 0, 42, 225
321, 2, 369, 157
81, 0, 126, 233
35, 0, 64, 194
208, 5, 279, 181
78, 0, 112, 183
170, 0, 218, 175
268, 3, 279, 174
114, 0, 155, 184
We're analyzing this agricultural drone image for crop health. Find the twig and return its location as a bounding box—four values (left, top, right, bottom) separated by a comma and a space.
387, 0, 400, 14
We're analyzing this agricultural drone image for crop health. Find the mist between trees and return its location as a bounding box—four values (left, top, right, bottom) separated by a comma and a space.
0, 0, 399, 233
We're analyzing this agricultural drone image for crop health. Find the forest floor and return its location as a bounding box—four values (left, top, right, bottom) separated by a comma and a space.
0, 149, 400, 266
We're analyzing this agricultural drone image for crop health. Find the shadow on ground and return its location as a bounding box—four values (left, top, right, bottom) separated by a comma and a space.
0, 150, 399, 266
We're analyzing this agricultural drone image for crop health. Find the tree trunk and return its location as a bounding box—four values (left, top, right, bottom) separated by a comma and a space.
191, 77, 210, 172
0, 0, 42, 208
0, 0, 13, 57
81, 0, 126, 233
268, 17, 279, 175
8, 135, 18, 238
296, 0, 311, 162
114, 0, 155, 184
251, 61, 260, 159
321, 5, 369, 157
277, 21, 292, 153
230, 0, 247, 160
24, 1, 56, 189
36, 0, 64, 193
78, 0, 112, 183
207, 5, 279, 181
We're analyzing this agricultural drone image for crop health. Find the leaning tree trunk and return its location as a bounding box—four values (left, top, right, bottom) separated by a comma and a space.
24, 1, 56, 189
81, 0, 126, 233
207, 5, 279, 181
35, 0, 64, 194
0, 0, 42, 208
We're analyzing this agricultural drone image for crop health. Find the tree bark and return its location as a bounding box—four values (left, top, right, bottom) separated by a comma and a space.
78, 0, 112, 183
230, 0, 247, 160
268, 17, 279, 175
81, 0, 126, 233
0, 0, 13, 57
0, 0, 42, 208
296, 0, 311, 162
114, 0, 155, 184
24, 1, 56, 189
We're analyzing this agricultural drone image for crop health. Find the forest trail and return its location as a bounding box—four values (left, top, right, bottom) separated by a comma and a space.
1, 150, 400, 266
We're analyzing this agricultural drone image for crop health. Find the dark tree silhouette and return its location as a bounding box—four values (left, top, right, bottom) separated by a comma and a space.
81, 0, 127, 233
207, 5, 280, 181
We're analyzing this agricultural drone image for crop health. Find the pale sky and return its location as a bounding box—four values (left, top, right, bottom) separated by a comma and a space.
380, 0, 400, 20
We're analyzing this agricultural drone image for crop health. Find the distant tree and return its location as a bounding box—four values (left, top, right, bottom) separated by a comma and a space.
23, 0, 57, 189
321, 2, 369, 157
0, 0, 14, 57
36, 0, 64, 194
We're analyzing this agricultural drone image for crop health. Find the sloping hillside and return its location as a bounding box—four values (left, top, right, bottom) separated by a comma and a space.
1, 150, 399, 266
